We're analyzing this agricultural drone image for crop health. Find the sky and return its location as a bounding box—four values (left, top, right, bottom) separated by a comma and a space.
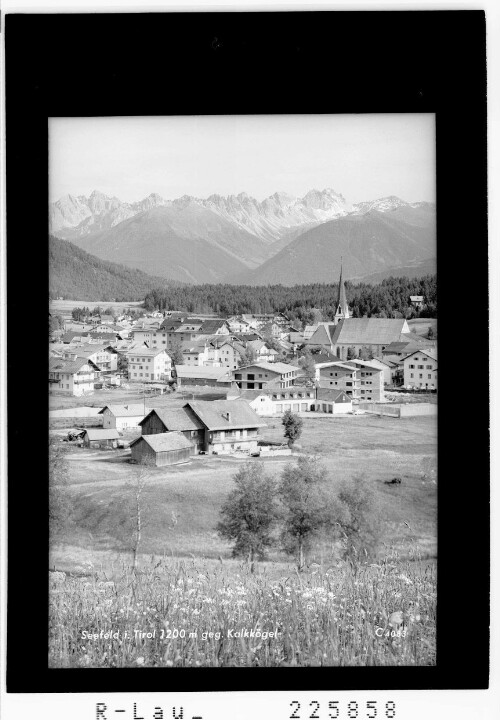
49, 114, 435, 205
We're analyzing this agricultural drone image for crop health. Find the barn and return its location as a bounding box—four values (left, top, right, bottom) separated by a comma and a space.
83, 428, 120, 449
130, 432, 192, 467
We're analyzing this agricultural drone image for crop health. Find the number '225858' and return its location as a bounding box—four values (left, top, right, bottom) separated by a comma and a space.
290, 700, 396, 719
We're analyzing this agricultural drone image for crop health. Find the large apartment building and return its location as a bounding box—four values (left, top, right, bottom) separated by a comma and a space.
232, 362, 299, 390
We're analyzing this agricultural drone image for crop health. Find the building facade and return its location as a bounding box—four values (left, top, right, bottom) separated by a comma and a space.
402, 349, 438, 389
232, 362, 299, 390
126, 348, 172, 383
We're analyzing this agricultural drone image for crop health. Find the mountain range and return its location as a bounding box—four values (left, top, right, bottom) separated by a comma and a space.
49, 189, 436, 286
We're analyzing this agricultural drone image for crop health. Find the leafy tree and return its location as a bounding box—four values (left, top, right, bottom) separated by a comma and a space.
359, 345, 374, 361
336, 476, 382, 560
277, 456, 339, 570
347, 346, 357, 360
217, 463, 280, 570
298, 348, 316, 382
49, 439, 72, 541
282, 410, 303, 447
426, 326, 435, 339
169, 338, 184, 367
49, 314, 64, 333
238, 345, 257, 367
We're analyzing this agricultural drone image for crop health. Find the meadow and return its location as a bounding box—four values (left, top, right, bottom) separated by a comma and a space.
49, 412, 437, 667
49, 552, 436, 668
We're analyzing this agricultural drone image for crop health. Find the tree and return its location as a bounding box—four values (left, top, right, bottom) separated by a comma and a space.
298, 348, 316, 383
277, 456, 338, 570
169, 338, 184, 367
347, 346, 357, 360
282, 410, 303, 447
49, 439, 72, 542
359, 345, 374, 361
217, 463, 280, 570
238, 345, 257, 368
336, 476, 382, 560
426, 326, 435, 340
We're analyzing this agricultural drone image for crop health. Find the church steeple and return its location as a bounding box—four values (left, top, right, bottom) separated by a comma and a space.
334, 258, 350, 325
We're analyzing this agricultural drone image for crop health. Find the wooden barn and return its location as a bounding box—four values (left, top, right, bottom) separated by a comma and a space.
130, 432, 192, 467
83, 428, 120, 449
139, 407, 205, 454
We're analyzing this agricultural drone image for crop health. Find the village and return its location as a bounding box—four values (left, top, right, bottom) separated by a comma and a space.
49, 270, 437, 466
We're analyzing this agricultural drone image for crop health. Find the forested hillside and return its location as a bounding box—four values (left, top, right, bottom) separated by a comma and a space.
143, 275, 437, 323
49, 236, 172, 301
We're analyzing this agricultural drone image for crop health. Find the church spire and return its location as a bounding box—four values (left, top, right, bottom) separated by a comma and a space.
334, 257, 350, 324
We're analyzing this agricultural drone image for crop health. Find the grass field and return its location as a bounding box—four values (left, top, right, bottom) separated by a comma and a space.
52, 414, 437, 567
50, 408, 437, 668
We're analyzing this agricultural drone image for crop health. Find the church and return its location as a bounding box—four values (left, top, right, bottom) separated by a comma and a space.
307, 264, 426, 361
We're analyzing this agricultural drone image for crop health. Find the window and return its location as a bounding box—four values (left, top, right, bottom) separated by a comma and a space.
419, 373, 423, 379
426, 364, 433, 369
428, 374, 432, 379
418, 365, 424, 369
410, 373, 414, 378
409, 364, 415, 369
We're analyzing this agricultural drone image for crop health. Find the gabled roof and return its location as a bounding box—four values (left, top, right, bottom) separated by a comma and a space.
140, 407, 205, 432
126, 347, 170, 358
99, 404, 146, 417
199, 319, 229, 334
130, 431, 192, 453
75, 343, 118, 358
235, 361, 299, 375
186, 399, 266, 430
84, 428, 120, 440
330, 318, 409, 346
316, 361, 355, 371
61, 331, 92, 343
316, 388, 351, 402
307, 323, 335, 347
344, 359, 384, 372
401, 348, 437, 362
49, 357, 98, 374
175, 365, 231, 380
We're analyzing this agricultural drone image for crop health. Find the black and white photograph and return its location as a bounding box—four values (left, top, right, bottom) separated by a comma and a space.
47, 113, 438, 669
4, 8, 491, 712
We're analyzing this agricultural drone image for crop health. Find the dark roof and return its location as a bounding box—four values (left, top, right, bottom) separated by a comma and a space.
187, 399, 266, 430
130, 432, 192, 453
140, 407, 204, 432
61, 331, 92, 343
316, 388, 351, 402
199, 319, 229, 334
330, 318, 409, 345
49, 357, 98, 374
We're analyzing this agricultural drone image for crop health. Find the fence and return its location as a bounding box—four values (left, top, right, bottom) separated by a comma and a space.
359, 402, 437, 418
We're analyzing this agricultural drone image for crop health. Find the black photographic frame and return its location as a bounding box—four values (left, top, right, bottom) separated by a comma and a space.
5, 10, 489, 693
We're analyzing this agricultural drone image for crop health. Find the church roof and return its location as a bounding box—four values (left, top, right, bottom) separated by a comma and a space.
330, 318, 409, 345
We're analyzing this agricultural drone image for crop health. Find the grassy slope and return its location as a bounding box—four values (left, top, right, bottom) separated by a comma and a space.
54, 413, 437, 567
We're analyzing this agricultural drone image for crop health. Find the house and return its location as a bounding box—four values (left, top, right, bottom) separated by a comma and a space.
401, 349, 438, 389
315, 361, 360, 401
227, 316, 253, 333
130, 432, 193, 467
49, 355, 99, 396
139, 407, 206, 453
232, 362, 299, 390
126, 347, 172, 383
246, 339, 278, 363
314, 388, 353, 414
410, 295, 424, 308
174, 365, 234, 388
206, 340, 244, 370
160, 319, 204, 347
75, 344, 119, 375
308, 318, 411, 360
140, 400, 266, 455
99, 404, 146, 431
83, 428, 120, 449
343, 359, 385, 401
197, 319, 230, 336
366, 356, 399, 385
382, 334, 436, 358
61, 331, 93, 344
186, 400, 267, 455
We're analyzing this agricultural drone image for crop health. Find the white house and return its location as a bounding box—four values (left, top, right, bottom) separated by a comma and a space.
232, 361, 300, 390
402, 349, 438, 389
344, 359, 386, 402
99, 404, 146, 431
126, 347, 172, 383
49, 355, 98, 396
